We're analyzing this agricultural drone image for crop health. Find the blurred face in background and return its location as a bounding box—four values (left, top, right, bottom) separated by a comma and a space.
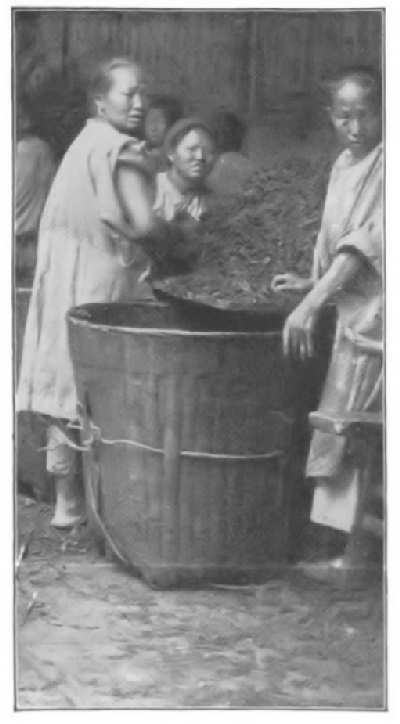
96, 64, 148, 135
145, 107, 169, 148
329, 79, 381, 159
169, 128, 216, 187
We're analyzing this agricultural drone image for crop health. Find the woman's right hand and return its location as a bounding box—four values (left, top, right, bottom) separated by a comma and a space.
271, 273, 312, 293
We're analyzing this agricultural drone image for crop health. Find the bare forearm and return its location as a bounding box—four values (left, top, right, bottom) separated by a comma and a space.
303, 252, 363, 311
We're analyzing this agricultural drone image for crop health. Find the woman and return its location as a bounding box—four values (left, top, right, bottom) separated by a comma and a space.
146, 116, 217, 280
154, 116, 216, 223
15, 100, 56, 282
17, 57, 173, 528
271, 67, 383, 576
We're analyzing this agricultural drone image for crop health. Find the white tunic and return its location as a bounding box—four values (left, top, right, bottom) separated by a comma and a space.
17, 118, 154, 421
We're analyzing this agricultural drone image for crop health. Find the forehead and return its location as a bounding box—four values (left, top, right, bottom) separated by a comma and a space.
332, 79, 376, 109
109, 65, 143, 90
178, 128, 214, 147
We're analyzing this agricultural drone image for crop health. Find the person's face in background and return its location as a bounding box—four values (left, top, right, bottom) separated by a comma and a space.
169, 128, 216, 187
96, 65, 148, 135
329, 79, 381, 159
145, 107, 169, 148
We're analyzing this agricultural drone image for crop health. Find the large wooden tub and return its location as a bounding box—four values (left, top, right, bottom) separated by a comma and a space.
68, 301, 298, 587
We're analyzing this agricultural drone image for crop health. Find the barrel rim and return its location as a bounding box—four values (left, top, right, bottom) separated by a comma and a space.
67, 313, 282, 339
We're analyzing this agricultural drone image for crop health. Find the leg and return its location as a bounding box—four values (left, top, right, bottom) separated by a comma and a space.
310, 467, 360, 534
342, 443, 381, 572
46, 424, 84, 529
297, 451, 378, 584
295, 469, 358, 582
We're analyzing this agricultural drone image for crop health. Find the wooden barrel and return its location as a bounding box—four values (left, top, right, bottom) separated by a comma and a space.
15, 288, 50, 500
68, 301, 297, 588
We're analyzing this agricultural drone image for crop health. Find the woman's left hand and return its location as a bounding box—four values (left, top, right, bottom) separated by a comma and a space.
283, 299, 318, 359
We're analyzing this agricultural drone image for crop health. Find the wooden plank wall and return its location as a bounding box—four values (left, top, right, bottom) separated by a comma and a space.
255, 11, 382, 106
14, 10, 383, 117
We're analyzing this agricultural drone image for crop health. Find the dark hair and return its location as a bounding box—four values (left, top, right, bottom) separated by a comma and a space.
322, 65, 382, 108
147, 94, 183, 128
87, 56, 142, 103
208, 110, 247, 152
164, 116, 216, 155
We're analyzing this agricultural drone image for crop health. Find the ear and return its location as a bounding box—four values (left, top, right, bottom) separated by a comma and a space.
93, 94, 105, 115
167, 151, 175, 164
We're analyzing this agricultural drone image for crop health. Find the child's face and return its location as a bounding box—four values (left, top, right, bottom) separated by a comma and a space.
97, 66, 148, 135
145, 107, 168, 147
169, 129, 216, 184
329, 80, 381, 158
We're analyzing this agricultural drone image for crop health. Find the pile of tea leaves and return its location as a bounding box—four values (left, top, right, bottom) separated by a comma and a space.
154, 153, 332, 311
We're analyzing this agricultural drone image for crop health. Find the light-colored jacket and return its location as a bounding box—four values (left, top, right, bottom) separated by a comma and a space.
17, 118, 154, 420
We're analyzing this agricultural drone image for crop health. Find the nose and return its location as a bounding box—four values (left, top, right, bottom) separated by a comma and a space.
133, 92, 144, 110
194, 147, 205, 161
349, 117, 361, 137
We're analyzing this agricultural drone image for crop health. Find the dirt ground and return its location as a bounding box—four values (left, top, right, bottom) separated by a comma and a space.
15, 495, 385, 710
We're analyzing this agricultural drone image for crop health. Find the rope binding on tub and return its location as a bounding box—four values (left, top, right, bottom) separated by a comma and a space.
30, 405, 293, 569
56, 403, 290, 461
39, 417, 287, 461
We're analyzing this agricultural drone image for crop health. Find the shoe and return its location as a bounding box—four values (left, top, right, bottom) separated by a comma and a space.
295, 556, 351, 585
299, 523, 347, 562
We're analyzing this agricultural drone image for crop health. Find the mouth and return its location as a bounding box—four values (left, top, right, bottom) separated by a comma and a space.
128, 113, 143, 123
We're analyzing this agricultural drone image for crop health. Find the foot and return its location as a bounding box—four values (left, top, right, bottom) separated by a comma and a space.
50, 511, 83, 530
51, 474, 85, 530
295, 555, 352, 583
299, 524, 347, 563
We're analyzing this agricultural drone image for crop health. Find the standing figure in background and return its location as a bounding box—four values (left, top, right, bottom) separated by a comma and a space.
15, 101, 56, 283
207, 110, 254, 196
17, 57, 184, 529
144, 94, 183, 171
271, 67, 383, 576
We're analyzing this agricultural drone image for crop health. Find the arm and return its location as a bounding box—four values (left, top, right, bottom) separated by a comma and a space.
300, 250, 362, 309
116, 166, 197, 274
283, 251, 363, 359
271, 273, 313, 293
116, 165, 155, 239
344, 327, 383, 355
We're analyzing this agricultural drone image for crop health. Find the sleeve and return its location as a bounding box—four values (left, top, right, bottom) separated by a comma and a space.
335, 166, 383, 277
88, 140, 154, 239
311, 162, 338, 283
335, 148, 383, 276
336, 212, 383, 276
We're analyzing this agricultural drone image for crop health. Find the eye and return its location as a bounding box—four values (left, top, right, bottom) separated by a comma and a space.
124, 87, 139, 98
